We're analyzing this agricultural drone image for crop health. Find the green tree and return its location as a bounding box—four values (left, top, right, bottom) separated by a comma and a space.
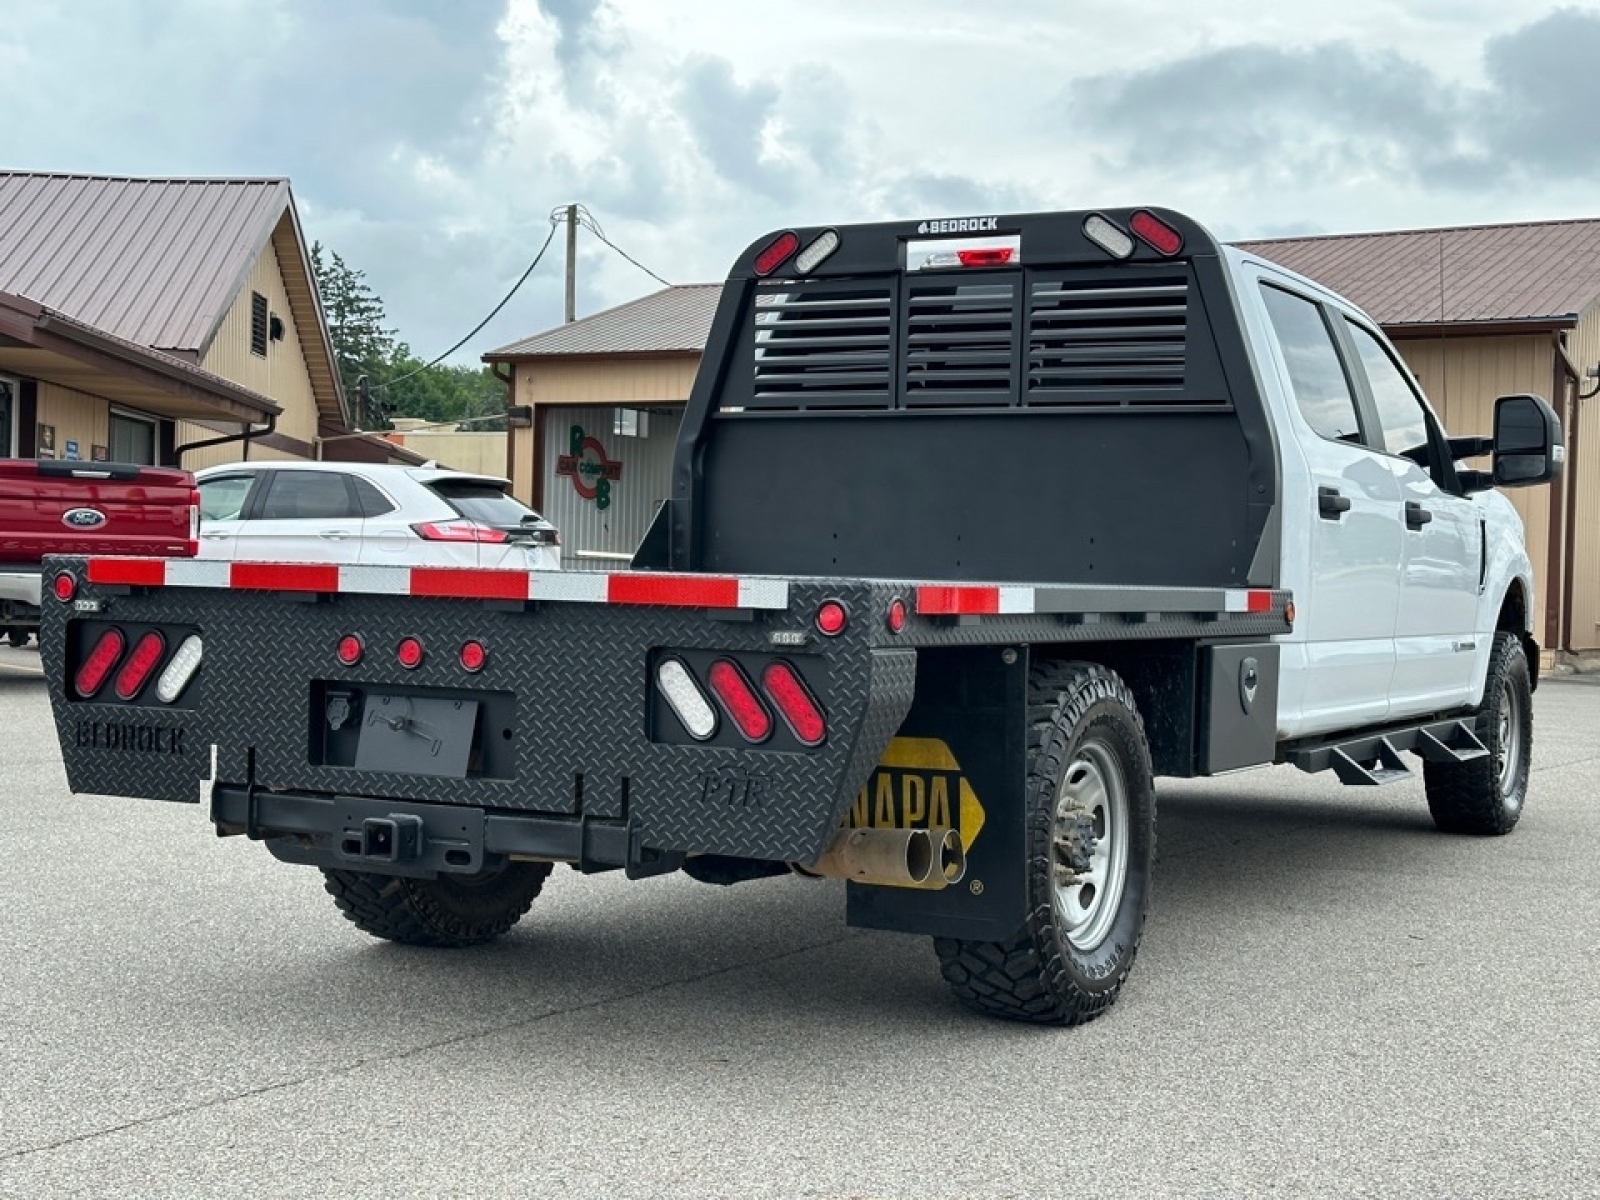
309, 243, 509, 431
309, 241, 395, 412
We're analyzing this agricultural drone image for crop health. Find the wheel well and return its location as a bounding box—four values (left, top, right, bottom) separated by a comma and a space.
1496, 582, 1540, 690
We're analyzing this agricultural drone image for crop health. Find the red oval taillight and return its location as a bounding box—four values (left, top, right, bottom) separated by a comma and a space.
460, 641, 487, 673
53, 574, 77, 603
706, 659, 773, 743
74, 628, 126, 698
761, 661, 827, 747
114, 631, 167, 701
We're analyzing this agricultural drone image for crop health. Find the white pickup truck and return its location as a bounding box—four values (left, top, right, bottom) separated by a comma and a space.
40, 207, 1563, 1026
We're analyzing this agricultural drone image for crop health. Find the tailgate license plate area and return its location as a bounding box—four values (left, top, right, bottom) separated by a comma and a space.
354, 694, 480, 778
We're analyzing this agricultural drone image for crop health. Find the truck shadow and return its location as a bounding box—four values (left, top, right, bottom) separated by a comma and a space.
234, 777, 1473, 1051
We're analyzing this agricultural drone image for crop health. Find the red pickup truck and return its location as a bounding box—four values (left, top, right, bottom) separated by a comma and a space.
0, 459, 197, 647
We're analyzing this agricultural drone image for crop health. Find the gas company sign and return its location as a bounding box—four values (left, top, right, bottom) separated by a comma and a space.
555, 424, 623, 510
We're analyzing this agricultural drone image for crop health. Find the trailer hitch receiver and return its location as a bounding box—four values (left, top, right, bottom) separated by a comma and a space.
358, 814, 423, 862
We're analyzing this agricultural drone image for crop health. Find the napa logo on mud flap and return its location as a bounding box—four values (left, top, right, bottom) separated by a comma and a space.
850, 737, 986, 850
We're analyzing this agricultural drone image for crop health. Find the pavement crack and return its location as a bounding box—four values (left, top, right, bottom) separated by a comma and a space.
0, 928, 863, 1164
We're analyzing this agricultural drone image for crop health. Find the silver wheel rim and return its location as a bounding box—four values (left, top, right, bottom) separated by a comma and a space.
1498, 678, 1524, 804
1052, 741, 1131, 952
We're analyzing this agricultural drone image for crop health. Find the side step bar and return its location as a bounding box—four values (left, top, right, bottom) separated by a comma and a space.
1285, 716, 1488, 786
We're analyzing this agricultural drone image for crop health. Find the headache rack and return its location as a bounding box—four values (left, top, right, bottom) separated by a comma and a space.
650, 206, 1278, 589
730, 211, 1231, 415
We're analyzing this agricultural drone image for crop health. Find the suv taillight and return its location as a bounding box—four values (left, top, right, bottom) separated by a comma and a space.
411, 521, 510, 544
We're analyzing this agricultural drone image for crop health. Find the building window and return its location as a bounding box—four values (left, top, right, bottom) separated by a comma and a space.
109, 410, 158, 465
250, 291, 269, 357
613, 407, 649, 438
0, 376, 16, 457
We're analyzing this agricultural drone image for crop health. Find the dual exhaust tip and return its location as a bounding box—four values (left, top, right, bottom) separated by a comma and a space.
795, 826, 966, 890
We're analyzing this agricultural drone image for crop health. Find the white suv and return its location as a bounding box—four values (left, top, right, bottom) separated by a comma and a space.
195, 462, 561, 571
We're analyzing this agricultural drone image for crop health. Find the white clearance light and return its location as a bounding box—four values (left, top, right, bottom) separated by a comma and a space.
156, 634, 203, 704
794, 229, 840, 274
657, 658, 717, 740
1083, 214, 1135, 259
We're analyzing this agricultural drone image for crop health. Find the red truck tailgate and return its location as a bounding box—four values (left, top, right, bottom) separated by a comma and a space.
0, 459, 196, 563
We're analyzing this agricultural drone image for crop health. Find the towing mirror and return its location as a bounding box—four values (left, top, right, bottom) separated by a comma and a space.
1493, 393, 1564, 487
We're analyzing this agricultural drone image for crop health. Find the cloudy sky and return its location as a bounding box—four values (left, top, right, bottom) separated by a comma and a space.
5, 0, 1600, 364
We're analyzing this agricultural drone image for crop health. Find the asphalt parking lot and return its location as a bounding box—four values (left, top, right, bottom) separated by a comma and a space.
1, 640, 1597, 1199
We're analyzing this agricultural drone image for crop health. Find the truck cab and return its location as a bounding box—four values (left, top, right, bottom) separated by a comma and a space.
1229, 247, 1543, 737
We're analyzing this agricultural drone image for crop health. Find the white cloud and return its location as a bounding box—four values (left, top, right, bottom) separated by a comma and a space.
7, 0, 1600, 362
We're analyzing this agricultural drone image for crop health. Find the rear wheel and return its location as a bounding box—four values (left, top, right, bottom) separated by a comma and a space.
5, 629, 28, 648
1424, 631, 1532, 835
934, 661, 1156, 1025
322, 861, 552, 947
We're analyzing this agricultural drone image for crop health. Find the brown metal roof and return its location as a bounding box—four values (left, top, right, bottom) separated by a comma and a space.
0, 173, 292, 354
0, 290, 281, 423
1234, 218, 1600, 328
485, 284, 722, 359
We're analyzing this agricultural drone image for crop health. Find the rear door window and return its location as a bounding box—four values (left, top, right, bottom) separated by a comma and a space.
428, 479, 543, 527
350, 476, 397, 517
1259, 285, 1364, 443
258, 471, 361, 520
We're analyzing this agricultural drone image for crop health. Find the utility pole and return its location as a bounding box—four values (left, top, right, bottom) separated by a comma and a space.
564, 202, 577, 323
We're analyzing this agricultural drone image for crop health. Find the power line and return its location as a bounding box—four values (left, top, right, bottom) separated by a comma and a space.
573, 207, 672, 288
374, 218, 559, 392
373, 204, 670, 395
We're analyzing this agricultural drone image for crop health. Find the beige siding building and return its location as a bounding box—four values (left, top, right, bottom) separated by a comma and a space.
485, 286, 716, 567
0, 172, 411, 472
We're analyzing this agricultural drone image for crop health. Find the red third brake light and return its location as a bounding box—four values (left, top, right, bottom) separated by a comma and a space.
956, 247, 1015, 267
114, 631, 167, 701
761, 661, 827, 746
412, 522, 509, 544
1129, 210, 1184, 256
753, 231, 800, 277
706, 659, 772, 742
75, 628, 126, 698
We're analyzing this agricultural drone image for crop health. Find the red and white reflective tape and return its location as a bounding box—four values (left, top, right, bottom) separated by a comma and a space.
915, 584, 1281, 617
83, 558, 790, 610
1222, 589, 1275, 615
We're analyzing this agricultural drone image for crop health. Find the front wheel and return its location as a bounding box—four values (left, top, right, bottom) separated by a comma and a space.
5, 629, 28, 648
1424, 631, 1532, 835
322, 861, 553, 947
934, 661, 1156, 1025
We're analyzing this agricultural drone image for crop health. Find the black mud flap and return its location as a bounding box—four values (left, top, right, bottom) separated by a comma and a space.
846, 646, 1029, 943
